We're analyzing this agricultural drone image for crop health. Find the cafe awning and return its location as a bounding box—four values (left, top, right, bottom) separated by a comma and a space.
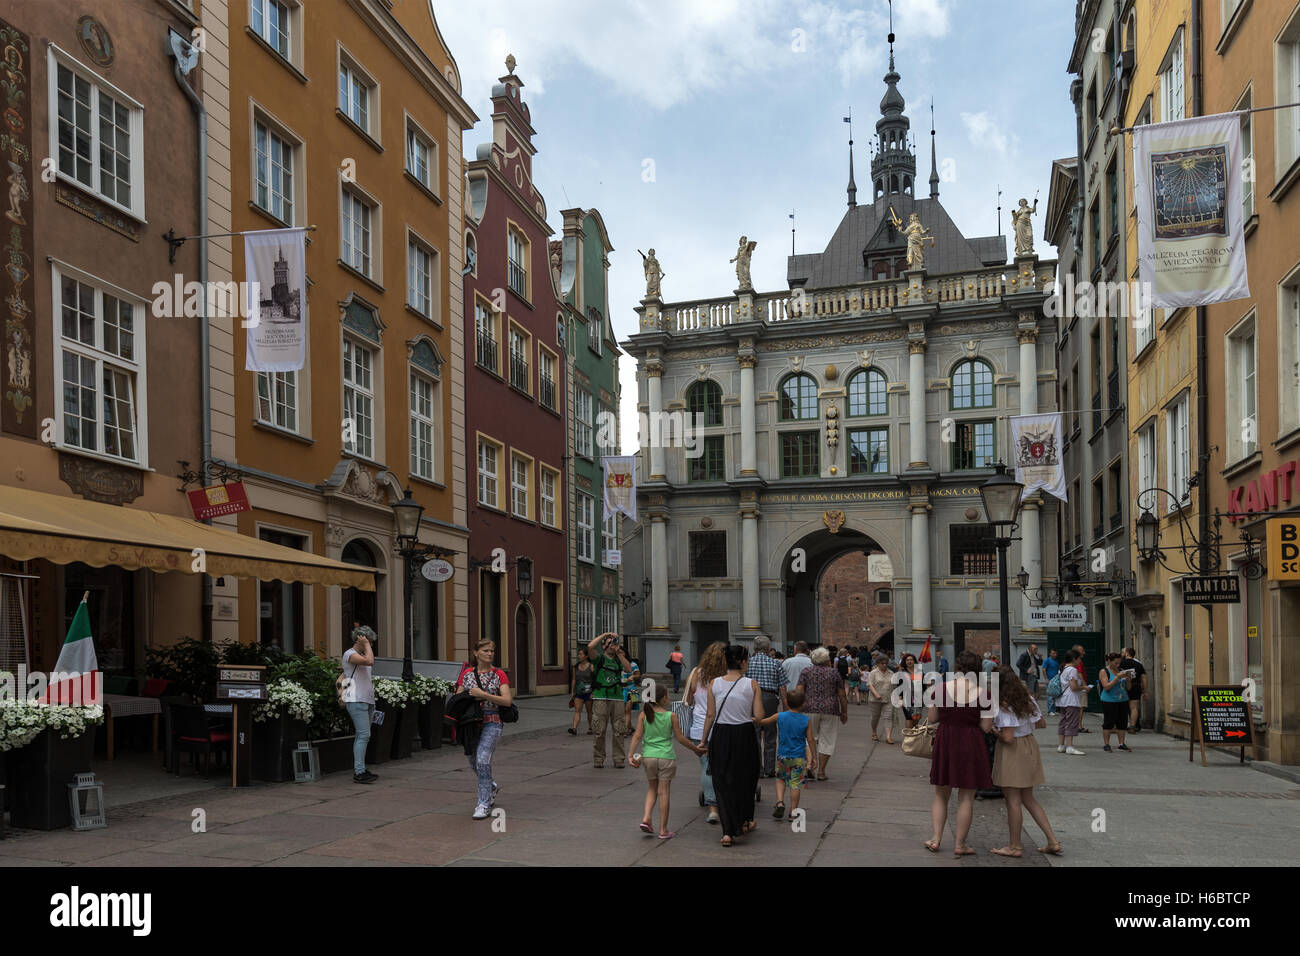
0, 485, 375, 590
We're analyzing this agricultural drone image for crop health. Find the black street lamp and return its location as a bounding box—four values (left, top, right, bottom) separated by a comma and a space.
620, 577, 652, 609
979, 462, 1024, 667
392, 487, 452, 682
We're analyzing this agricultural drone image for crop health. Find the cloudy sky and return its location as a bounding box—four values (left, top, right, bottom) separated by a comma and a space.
435, 1, 1079, 451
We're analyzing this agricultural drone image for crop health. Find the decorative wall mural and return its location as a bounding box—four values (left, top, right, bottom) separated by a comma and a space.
0, 17, 34, 436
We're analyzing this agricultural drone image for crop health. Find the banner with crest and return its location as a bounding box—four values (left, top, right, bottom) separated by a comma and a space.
1010, 414, 1066, 502
601, 456, 637, 522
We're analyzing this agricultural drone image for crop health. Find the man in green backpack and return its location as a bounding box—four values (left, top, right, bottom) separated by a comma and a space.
586, 632, 633, 769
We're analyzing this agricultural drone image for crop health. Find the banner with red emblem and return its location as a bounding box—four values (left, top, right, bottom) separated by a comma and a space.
1010, 414, 1066, 502
601, 456, 637, 522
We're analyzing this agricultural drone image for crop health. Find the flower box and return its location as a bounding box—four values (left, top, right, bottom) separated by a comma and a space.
417, 696, 444, 750
391, 702, 418, 759
7, 728, 95, 830
365, 703, 398, 765
252, 714, 309, 782
311, 734, 356, 775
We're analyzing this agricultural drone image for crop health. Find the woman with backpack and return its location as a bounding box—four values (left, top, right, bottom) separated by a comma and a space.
990, 667, 1062, 858
456, 639, 512, 820
699, 644, 765, 847
568, 647, 595, 736
1055, 649, 1090, 755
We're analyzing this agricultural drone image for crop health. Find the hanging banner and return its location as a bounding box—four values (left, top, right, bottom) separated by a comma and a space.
1010, 413, 1066, 501
1132, 112, 1249, 308
244, 227, 307, 371
187, 481, 251, 520
602, 455, 637, 522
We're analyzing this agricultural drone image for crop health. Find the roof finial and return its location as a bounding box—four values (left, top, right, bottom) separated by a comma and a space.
845, 109, 857, 208
929, 98, 940, 199
887, 0, 895, 71
505, 53, 516, 75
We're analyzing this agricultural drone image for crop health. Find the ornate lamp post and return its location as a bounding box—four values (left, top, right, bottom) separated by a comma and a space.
392, 488, 453, 682
979, 462, 1024, 667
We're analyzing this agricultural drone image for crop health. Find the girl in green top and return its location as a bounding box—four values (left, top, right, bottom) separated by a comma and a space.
628, 683, 705, 839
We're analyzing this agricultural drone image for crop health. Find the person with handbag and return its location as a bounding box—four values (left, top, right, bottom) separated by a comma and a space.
925, 650, 994, 856
568, 646, 595, 736
341, 625, 378, 784
796, 646, 848, 781
682, 641, 728, 824
698, 644, 765, 847
456, 639, 512, 820
990, 667, 1062, 858
1056, 649, 1090, 755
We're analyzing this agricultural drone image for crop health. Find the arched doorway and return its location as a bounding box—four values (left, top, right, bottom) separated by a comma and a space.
513, 603, 533, 695
342, 539, 380, 654
817, 551, 895, 652
781, 527, 896, 651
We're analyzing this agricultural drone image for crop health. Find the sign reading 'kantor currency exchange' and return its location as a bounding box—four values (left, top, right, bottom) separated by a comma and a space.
1182, 575, 1241, 604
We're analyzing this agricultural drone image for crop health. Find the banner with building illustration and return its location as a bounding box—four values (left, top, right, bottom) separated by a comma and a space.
1010, 413, 1066, 502
244, 228, 306, 372
602, 456, 637, 522
1132, 112, 1249, 308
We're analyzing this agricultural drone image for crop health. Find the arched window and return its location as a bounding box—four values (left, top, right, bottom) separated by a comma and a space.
686, 380, 723, 426
951, 359, 995, 409
890, 174, 899, 194
847, 369, 888, 416
779, 373, 818, 420
342, 539, 379, 653
903, 175, 912, 195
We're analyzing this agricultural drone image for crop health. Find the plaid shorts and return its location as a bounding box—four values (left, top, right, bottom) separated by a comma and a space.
776, 756, 807, 791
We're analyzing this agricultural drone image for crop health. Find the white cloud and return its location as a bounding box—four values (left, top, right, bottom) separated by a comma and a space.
961, 110, 1018, 156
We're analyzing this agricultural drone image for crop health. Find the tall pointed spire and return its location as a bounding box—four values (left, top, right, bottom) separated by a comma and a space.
870, 0, 915, 202
929, 99, 940, 199
845, 110, 857, 208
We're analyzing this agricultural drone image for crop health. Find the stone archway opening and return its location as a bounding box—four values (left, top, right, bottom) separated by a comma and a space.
781, 527, 896, 651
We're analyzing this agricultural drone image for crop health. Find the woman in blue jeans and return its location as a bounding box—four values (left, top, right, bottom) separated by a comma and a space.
341, 625, 378, 784
457, 639, 513, 820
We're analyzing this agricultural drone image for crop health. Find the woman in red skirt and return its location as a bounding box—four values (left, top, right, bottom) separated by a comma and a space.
925, 650, 993, 856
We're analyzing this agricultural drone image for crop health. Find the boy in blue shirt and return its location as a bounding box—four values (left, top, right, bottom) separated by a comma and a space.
759, 688, 814, 820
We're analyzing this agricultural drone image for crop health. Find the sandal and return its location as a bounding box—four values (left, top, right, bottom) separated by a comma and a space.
991, 846, 1023, 858
773, 802, 786, 819
567, 727, 577, 735
923, 840, 940, 853
884, 738, 895, 745
742, 821, 757, 834
658, 831, 676, 840
638, 821, 654, 834
720, 836, 734, 847
872, 734, 879, 741
1038, 842, 1064, 856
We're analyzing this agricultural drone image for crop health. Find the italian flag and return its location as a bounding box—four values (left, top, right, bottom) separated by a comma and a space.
42, 593, 100, 707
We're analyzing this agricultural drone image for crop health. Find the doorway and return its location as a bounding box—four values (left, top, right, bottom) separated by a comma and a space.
342, 540, 379, 653
1046, 630, 1104, 713
514, 603, 533, 695
692, 620, 729, 661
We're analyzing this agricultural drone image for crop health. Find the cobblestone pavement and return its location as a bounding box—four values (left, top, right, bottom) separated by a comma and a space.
1, 698, 1294, 866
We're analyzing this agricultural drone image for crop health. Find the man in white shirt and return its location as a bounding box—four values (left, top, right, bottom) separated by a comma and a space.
782, 641, 813, 690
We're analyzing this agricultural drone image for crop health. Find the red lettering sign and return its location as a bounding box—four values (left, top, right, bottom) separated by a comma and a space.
187, 482, 252, 521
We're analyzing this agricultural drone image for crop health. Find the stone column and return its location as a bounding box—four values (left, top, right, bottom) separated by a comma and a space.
910, 498, 932, 634
739, 352, 757, 476
646, 359, 666, 481
908, 340, 928, 467
650, 514, 669, 629
740, 494, 761, 630
1017, 324, 1042, 631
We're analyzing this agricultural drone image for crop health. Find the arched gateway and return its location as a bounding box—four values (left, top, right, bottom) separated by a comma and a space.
782, 526, 896, 650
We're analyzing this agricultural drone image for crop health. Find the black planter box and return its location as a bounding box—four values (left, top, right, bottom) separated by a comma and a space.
418, 697, 444, 750
8, 729, 95, 830
365, 704, 398, 765
252, 714, 309, 783
312, 735, 356, 775
391, 703, 417, 760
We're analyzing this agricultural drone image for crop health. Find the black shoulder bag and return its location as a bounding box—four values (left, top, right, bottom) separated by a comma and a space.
474, 669, 519, 724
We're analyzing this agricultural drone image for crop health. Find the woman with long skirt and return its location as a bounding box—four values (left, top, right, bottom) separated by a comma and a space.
699, 644, 764, 847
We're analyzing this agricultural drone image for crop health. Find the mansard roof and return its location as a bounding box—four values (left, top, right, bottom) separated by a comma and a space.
787, 193, 1007, 290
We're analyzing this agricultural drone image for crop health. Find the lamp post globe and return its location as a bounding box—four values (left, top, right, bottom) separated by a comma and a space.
393, 487, 425, 547
1136, 508, 1159, 560
979, 462, 1024, 531
392, 487, 425, 683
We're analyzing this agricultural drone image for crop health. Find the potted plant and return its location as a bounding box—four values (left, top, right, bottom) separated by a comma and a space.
144, 637, 221, 703
5, 702, 103, 830
410, 675, 452, 750
251, 678, 312, 782
367, 679, 407, 765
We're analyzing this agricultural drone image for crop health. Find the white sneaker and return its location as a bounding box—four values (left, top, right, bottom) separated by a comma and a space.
1057, 745, 1066, 753
472, 804, 491, 819
1065, 747, 1086, 756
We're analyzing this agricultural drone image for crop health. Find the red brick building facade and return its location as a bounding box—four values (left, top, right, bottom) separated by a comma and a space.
818, 553, 895, 651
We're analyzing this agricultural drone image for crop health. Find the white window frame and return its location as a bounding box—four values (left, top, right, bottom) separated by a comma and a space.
340, 185, 376, 278
507, 223, 529, 299
409, 369, 436, 481
338, 49, 376, 137
511, 451, 533, 520
48, 47, 145, 220
589, 313, 603, 355
250, 0, 292, 59
256, 370, 298, 432
253, 115, 298, 225
1226, 314, 1257, 463
51, 262, 149, 467
342, 337, 376, 461
474, 296, 499, 373
577, 493, 595, 563
576, 391, 594, 458
478, 437, 503, 509
1279, 266, 1300, 435
602, 509, 619, 567
1237, 86, 1254, 220
577, 596, 596, 647
508, 322, 531, 394
540, 465, 560, 529
1159, 30, 1186, 123
1166, 392, 1191, 508
539, 345, 558, 411
601, 601, 619, 637
1137, 420, 1157, 512
1277, 13, 1300, 174
404, 116, 438, 194
406, 232, 437, 322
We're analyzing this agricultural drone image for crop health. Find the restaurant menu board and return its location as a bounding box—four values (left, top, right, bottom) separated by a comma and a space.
1191, 685, 1256, 766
